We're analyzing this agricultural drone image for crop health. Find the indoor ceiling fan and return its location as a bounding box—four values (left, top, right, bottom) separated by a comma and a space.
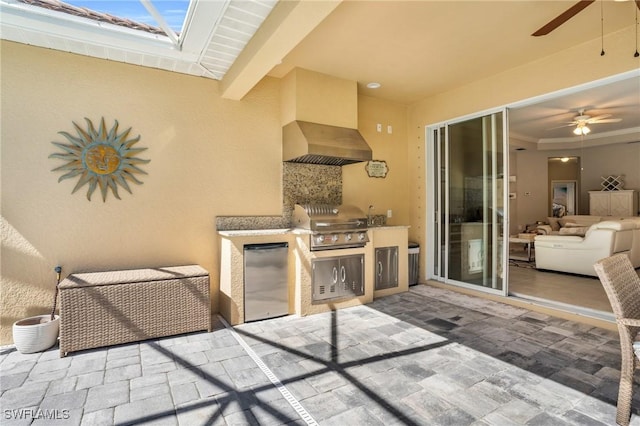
553, 109, 622, 135
532, 0, 640, 37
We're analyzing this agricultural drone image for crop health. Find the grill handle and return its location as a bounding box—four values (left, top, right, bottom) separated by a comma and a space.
315, 221, 365, 227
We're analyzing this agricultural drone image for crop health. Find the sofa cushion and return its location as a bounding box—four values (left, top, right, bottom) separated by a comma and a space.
595, 221, 637, 231
558, 217, 575, 227
559, 226, 588, 236
562, 215, 604, 226
564, 222, 585, 228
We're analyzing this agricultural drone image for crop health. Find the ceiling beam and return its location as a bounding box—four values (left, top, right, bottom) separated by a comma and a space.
139, 0, 180, 46
220, 0, 342, 101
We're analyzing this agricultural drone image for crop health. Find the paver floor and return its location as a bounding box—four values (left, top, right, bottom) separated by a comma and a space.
1, 284, 639, 425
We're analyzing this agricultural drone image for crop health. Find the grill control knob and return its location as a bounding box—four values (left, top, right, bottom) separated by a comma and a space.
331, 234, 339, 242
345, 233, 352, 241
358, 232, 366, 241
316, 235, 325, 244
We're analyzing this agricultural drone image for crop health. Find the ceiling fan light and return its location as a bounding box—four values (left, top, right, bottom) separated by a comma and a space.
573, 124, 590, 135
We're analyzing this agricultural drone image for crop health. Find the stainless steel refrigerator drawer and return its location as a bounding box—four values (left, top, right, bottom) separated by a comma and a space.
243, 242, 289, 322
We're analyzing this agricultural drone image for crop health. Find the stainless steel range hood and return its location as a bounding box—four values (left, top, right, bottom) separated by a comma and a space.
283, 120, 373, 166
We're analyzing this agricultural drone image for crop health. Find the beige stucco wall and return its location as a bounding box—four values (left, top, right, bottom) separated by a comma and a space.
0, 41, 285, 344
0, 41, 413, 345
281, 68, 358, 128
407, 25, 640, 279
343, 94, 410, 226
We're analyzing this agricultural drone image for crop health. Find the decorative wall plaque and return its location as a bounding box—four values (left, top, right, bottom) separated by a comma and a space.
49, 117, 150, 201
365, 160, 388, 178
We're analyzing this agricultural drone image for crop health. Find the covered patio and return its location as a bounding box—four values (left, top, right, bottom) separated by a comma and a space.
1, 285, 636, 425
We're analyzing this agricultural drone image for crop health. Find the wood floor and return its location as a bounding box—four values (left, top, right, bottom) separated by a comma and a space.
509, 261, 640, 312
508, 261, 614, 313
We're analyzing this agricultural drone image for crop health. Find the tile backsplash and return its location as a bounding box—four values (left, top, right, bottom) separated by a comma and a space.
216, 162, 342, 230
283, 162, 342, 210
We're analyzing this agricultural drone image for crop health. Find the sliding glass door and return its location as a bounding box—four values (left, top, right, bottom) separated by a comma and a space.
427, 110, 508, 294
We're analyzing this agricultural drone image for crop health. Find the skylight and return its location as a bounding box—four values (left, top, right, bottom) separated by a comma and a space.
64, 0, 190, 34
1, 0, 279, 82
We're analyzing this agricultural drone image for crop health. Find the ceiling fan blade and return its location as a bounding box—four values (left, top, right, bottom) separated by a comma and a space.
590, 118, 622, 124
532, 0, 596, 37
548, 123, 577, 130
586, 114, 612, 121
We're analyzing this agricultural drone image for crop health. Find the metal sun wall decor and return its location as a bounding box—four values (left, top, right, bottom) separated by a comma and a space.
49, 117, 150, 202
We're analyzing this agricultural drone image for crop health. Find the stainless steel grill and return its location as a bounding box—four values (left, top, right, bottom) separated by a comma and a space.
293, 204, 369, 251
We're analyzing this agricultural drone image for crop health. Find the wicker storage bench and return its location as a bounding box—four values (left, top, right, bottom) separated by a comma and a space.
59, 265, 210, 356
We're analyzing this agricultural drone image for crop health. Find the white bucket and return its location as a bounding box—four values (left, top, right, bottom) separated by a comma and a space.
12, 315, 60, 354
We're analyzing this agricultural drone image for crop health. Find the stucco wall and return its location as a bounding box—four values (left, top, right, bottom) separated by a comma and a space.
408, 25, 639, 279
0, 41, 284, 344
0, 41, 413, 345
343, 95, 410, 226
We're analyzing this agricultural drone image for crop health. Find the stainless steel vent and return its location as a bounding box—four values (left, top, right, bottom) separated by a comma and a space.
283, 120, 373, 166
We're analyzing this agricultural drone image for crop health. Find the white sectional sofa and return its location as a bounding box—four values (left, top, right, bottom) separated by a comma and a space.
536, 215, 609, 236
535, 220, 637, 276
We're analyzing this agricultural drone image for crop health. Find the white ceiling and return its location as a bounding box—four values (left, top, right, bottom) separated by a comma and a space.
509, 75, 640, 149
1, 0, 639, 146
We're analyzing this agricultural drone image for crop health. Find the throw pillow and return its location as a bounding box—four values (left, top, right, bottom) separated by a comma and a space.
564, 222, 585, 228
558, 218, 576, 227
547, 217, 560, 231
559, 226, 587, 236
536, 225, 552, 235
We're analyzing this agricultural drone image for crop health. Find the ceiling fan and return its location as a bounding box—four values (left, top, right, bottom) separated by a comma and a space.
532, 0, 640, 37
553, 109, 622, 135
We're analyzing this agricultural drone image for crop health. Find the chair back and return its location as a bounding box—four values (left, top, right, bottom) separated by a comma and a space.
593, 254, 640, 322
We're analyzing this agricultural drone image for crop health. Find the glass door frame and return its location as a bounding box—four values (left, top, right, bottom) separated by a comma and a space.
425, 107, 510, 297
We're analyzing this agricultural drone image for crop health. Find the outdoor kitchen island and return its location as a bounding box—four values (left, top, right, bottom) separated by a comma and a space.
218, 225, 409, 325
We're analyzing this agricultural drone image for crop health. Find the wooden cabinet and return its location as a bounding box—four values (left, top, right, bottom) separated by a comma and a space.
589, 190, 638, 216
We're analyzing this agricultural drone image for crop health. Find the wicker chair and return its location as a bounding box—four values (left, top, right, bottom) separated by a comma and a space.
593, 254, 640, 425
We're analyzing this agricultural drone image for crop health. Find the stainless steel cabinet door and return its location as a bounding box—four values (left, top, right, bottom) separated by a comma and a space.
312, 254, 364, 301
375, 246, 398, 290
312, 258, 339, 300
340, 254, 364, 296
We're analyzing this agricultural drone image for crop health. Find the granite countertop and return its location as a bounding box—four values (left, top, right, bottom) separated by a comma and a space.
218, 226, 409, 237
218, 228, 293, 237
368, 225, 411, 230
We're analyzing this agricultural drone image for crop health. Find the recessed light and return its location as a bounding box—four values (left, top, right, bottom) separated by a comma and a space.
366, 82, 381, 89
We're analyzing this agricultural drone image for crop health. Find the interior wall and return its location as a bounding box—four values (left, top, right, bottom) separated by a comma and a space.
514, 142, 640, 226
408, 25, 639, 276
0, 41, 284, 344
